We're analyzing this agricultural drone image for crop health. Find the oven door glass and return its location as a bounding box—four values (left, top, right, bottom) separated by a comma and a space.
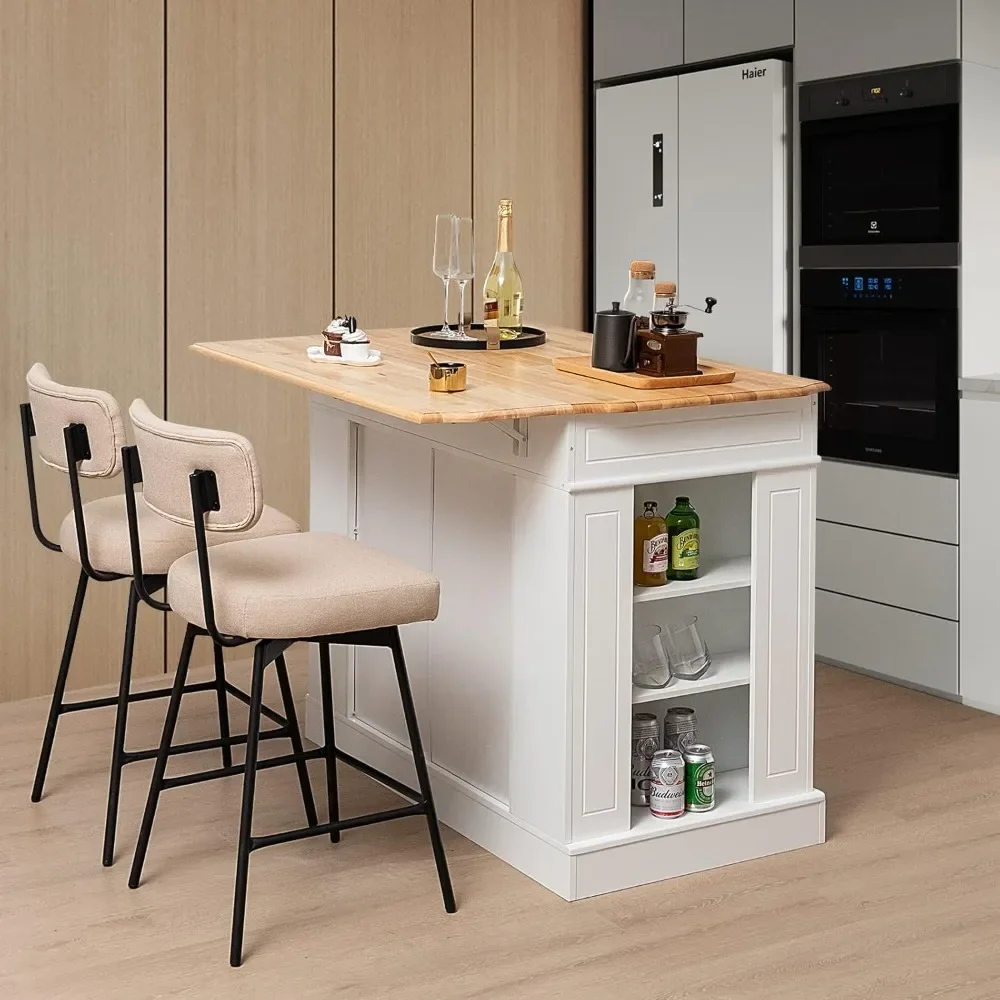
801, 106, 959, 246
801, 306, 957, 474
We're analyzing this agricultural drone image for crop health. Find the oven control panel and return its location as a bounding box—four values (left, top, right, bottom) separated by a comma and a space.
801, 268, 956, 309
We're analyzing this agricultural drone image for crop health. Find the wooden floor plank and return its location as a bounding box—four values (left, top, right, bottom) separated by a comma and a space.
2, 663, 1000, 998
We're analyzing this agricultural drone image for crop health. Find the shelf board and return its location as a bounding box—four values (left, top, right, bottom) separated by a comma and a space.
633, 555, 751, 604
628, 768, 749, 840
632, 649, 750, 705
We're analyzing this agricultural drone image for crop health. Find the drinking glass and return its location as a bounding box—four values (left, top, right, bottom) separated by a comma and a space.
432, 214, 458, 337
632, 624, 672, 689
661, 615, 712, 680
453, 216, 475, 339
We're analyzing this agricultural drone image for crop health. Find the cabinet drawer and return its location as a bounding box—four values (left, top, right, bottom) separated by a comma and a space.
816, 521, 957, 620
816, 590, 958, 695
817, 460, 957, 543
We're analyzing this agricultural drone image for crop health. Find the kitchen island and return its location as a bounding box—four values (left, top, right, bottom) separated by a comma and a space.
192, 327, 828, 899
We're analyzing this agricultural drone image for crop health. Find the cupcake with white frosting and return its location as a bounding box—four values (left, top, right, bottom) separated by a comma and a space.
339, 325, 371, 362
323, 317, 351, 356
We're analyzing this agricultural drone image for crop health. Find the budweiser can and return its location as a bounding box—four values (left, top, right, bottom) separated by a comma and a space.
631, 713, 660, 806
649, 749, 685, 819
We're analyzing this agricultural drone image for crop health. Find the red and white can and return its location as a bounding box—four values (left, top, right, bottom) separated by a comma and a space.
649, 749, 685, 818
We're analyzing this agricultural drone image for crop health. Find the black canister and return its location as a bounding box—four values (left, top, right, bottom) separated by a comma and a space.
592, 301, 638, 373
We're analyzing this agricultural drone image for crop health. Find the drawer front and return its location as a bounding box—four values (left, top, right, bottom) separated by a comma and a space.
817, 460, 957, 543
816, 521, 957, 620
816, 590, 958, 695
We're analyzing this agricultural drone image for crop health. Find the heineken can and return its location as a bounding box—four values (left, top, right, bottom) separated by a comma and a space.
683, 744, 715, 812
631, 713, 660, 806
649, 749, 685, 819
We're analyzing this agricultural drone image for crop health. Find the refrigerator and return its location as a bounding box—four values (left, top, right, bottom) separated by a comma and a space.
595, 59, 789, 373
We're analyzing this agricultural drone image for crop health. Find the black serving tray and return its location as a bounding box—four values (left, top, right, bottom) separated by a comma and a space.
410, 323, 546, 350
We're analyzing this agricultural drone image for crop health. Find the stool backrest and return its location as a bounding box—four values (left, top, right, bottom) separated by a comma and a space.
25, 363, 126, 478
128, 399, 263, 532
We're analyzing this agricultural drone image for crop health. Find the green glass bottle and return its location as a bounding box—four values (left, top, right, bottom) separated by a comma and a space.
666, 496, 700, 581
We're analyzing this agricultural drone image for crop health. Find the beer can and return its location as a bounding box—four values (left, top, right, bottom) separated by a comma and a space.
683, 744, 715, 812
631, 713, 660, 806
649, 749, 685, 819
663, 705, 698, 754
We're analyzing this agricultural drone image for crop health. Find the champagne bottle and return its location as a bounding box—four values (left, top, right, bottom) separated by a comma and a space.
483, 199, 524, 340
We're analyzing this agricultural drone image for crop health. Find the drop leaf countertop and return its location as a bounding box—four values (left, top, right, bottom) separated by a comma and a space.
191, 327, 828, 426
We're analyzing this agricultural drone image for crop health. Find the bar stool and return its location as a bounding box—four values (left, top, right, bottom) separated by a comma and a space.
123, 399, 456, 967
21, 364, 304, 866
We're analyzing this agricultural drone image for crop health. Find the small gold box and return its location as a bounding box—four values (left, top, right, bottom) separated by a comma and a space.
428, 361, 467, 392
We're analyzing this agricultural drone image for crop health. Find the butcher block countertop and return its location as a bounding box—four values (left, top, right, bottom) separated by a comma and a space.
191, 327, 828, 425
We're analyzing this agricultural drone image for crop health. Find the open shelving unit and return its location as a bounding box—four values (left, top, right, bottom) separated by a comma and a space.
632, 648, 750, 705
633, 554, 750, 604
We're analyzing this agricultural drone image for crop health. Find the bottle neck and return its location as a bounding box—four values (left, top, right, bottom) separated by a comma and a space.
496, 214, 513, 253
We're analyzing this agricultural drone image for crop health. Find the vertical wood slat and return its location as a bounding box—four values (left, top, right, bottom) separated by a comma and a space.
165, 0, 334, 663
335, 0, 473, 328
474, 0, 587, 330
0, 0, 165, 700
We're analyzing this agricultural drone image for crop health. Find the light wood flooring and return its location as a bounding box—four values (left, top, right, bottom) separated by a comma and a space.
2, 661, 1000, 999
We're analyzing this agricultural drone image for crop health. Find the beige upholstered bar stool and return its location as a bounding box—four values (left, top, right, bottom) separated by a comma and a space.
21, 364, 302, 867
124, 400, 456, 967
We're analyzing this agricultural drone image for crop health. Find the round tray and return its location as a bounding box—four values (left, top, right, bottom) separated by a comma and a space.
410, 324, 546, 350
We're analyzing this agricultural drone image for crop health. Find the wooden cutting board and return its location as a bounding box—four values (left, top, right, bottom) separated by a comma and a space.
552, 355, 737, 389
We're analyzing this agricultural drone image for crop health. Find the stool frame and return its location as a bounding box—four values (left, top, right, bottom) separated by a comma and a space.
20, 405, 311, 868
124, 459, 456, 967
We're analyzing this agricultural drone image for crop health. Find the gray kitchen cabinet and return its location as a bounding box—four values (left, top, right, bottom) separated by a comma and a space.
683, 0, 793, 65
593, 0, 683, 81
594, 76, 679, 309
795, 0, 960, 82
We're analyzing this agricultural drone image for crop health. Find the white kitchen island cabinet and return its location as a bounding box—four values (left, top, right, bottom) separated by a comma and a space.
192, 327, 828, 899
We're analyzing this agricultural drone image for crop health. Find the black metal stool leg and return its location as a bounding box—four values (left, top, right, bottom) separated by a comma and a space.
274, 652, 318, 827
318, 643, 340, 843
387, 628, 456, 914
230, 643, 266, 968
102, 581, 140, 866
128, 624, 196, 889
31, 570, 89, 802
212, 642, 233, 769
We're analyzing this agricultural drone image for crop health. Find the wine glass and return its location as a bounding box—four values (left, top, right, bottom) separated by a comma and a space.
453, 216, 475, 339
432, 214, 458, 337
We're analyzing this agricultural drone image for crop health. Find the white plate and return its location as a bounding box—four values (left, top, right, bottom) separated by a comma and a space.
306, 345, 382, 367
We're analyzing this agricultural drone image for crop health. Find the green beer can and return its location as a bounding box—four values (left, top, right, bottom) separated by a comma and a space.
683, 744, 715, 812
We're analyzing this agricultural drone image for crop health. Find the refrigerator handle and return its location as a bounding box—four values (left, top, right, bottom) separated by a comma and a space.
652, 132, 663, 208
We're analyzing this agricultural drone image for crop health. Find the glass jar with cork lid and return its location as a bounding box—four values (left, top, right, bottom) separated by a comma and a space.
622, 260, 655, 335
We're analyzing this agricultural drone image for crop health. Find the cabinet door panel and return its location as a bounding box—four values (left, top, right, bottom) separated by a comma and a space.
678, 60, 788, 372
795, 0, 960, 83
684, 0, 793, 65
595, 77, 678, 312
593, 0, 683, 81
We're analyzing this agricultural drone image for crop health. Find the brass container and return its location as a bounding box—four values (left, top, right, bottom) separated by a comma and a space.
428, 361, 467, 392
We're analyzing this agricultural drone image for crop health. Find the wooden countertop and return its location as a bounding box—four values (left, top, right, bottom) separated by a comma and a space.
191, 327, 828, 425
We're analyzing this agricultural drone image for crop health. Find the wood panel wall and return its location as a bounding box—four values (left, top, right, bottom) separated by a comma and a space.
474, 0, 587, 330
335, 0, 473, 327
0, 0, 165, 702
0, 0, 586, 702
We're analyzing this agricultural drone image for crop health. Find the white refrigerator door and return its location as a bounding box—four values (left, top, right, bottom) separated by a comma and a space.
595, 76, 678, 313
678, 60, 788, 372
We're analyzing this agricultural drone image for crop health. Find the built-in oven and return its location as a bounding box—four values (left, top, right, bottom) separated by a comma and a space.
800, 63, 959, 268
800, 268, 958, 475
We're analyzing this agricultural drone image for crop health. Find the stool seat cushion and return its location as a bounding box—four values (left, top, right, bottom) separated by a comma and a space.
166, 532, 440, 640
60, 495, 300, 577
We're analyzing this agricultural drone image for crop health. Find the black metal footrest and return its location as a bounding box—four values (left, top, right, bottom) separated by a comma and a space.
122, 725, 293, 766
161, 746, 326, 790
335, 747, 422, 804
250, 802, 426, 853
59, 679, 220, 715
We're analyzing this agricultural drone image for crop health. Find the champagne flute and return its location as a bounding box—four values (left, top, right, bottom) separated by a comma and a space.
432, 214, 458, 337
453, 216, 475, 339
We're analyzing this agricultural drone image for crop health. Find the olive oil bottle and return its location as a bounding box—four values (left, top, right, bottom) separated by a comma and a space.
666, 496, 700, 581
634, 501, 669, 587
